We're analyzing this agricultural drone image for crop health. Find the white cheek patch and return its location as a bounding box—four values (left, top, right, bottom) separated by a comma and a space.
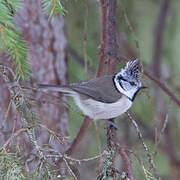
114, 73, 138, 100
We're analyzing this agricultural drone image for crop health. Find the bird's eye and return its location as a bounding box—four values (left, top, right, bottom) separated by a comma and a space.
130, 81, 136, 86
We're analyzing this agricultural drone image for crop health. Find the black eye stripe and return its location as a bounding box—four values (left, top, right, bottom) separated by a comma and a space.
118, 75, 128, 82
118, 75, 136, 86
117, 75, 138, 88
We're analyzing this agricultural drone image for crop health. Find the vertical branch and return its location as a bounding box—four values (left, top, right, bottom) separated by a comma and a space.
96, 0, 107, 77
152, 0, 169, 77
102, 0, 134, 179
105, 3, 117, 172
106, 0, 117, 74
83, 2, 88, 75
152, 0, 170, 150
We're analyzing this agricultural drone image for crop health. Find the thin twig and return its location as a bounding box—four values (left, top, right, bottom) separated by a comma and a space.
130, 150, 157, 180
4, 100, 13, 121
0, 128, 27, 151
153, 113, 168, 156
124, 13, 140, 58
39, 124, 69, 144
93, 121, 103, 172
63, 157, 78, 180
65, 151, 107, 163
126, 112, 156, 172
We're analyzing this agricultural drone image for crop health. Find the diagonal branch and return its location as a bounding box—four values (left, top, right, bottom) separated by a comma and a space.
144, 70, 180, 107
152, 0, 170, 77
66, 117, 91, 155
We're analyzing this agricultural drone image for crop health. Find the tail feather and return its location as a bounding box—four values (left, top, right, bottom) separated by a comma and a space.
38, 84, 74, 95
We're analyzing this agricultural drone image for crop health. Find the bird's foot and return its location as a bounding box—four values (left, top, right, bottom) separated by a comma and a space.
104, 119, 118, 130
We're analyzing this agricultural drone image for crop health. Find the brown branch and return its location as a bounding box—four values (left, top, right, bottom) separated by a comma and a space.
152, 0, 170, 148
96, 0, 107, 77
144, 70, 180, 107
106, 0, 117, 74
152, 0, 170, 77
105, 0, 135, 179
0, 128, 27, 151
83, 3, 88, 75
117, 148, 135, 180
66, 117, 91, 155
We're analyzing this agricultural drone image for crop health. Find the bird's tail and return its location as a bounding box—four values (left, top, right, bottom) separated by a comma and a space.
38, 84, 74, 95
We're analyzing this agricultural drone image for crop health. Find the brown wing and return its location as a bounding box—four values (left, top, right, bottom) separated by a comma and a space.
69, 75, 123, 103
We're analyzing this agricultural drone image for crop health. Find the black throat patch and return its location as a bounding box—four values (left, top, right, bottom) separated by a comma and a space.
131, 88, 141, 101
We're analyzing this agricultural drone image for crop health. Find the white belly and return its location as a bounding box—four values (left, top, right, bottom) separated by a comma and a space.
73, 95, 132, 120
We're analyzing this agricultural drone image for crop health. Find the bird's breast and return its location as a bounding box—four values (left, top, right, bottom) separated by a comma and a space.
73, 94, 132, 120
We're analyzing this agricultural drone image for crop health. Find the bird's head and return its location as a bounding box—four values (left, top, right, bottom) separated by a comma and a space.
114, 59, 147, 101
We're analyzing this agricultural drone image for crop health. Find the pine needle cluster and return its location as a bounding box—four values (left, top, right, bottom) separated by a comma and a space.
0, 0, 67, 80
42, 0, 67, 17
0, 152, 25, 179
0, 0, 31, 80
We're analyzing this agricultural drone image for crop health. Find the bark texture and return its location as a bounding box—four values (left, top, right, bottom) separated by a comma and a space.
0, 0, 69, 171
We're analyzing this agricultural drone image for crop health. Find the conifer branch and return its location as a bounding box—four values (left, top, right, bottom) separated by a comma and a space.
0, 0, 31, 80
42, 0, 67, 17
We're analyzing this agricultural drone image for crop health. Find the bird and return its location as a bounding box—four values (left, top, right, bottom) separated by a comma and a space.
38, 59, 147, 120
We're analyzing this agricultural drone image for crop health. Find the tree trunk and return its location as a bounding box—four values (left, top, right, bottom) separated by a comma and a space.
0, 0, 69, 173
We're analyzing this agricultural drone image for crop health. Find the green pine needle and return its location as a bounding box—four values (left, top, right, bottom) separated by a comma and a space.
0, 0, 31, 80
0, 152, 25, 179
42, 0, 67, 18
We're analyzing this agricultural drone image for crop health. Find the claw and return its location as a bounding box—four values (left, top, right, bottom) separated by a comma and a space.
104, 119, 118, 130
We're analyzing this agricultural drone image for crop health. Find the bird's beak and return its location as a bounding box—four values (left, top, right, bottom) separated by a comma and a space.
140, 86, 148, 89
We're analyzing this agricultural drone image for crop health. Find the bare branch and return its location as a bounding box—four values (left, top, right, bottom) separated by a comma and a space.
152, 0, 170, 76
117, 148, 135, 180
0, 128, 27, 151
66, 117, 91, 155
126, 112, 156, 172
97, 0, 107, 77
144, 70, 180, 107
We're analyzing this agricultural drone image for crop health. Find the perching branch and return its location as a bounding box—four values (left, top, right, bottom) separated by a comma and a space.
102, 0, 135, 179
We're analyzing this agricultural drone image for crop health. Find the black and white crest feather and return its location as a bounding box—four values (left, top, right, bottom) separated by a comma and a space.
121, 59, 141, 82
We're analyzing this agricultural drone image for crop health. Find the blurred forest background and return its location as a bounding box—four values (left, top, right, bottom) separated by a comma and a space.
0, 0, 180, 179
